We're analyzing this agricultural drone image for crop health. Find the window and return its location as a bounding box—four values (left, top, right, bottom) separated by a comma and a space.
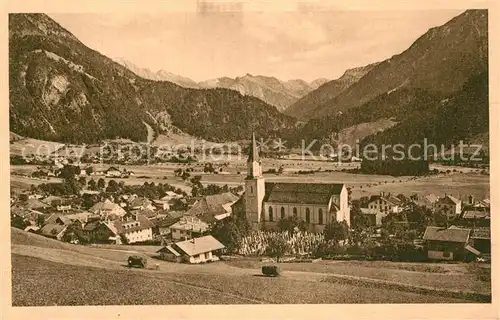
268, 206, 273, 221
250, 186, 253, 194
293, 207, 297, 217
318, 209, 323, 224
281, 207, 285, 220
305, 208, 310, 223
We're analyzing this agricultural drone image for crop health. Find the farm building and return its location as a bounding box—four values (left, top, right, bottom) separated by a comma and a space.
169, 215, 209, 241
422, 226, 479, 261
156, 235, 225, 264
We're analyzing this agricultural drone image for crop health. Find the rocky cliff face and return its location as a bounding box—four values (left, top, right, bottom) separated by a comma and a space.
9, 13, 296, 143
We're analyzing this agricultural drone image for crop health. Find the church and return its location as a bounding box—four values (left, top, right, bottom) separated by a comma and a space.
232, 133, 350, 232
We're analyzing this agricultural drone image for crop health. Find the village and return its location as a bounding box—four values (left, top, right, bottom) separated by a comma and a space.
10, 135, 491, 267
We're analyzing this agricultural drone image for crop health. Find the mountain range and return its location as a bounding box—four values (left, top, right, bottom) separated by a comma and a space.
9, 10, 489, 153
286, 9, 488, 122
113, 58, 328, 112
285, 9, 489, 152
9, 13, 296, 144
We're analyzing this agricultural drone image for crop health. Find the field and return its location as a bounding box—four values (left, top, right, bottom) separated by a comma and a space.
10, 229, 490, 305
11, 160, 490, 200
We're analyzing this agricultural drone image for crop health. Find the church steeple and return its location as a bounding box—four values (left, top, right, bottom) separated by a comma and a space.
247, 132, 259, 163
244, 131, 265, 227
246, 132, 262, 178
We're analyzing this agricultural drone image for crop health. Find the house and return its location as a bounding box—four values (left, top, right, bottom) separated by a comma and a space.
130, 208, 157, 220
89, 199, 126, 220
128, 197, 155, 211
156, 245, 183, 262
422, 226, 479, 261
161, 191, 182, 201
12, 198, 50, 211
461, 207, 490, 226
54, 211, 93, 227
39, 223, 68, 240
232, 134, 350, 233
112, 214, 154, 244
410, 193, 438, 211
56, 203, 72, 212
435, 194, 462, 218
366, 192, 404, 214
152, 199, 170, 211
360, 208, 385, 226
155, 211, 184, 237
11, 208, 45, 226
105, 166, 122, 178
156, 235, 225, 264
185, 192, 238, 223
169, 215, 209, 241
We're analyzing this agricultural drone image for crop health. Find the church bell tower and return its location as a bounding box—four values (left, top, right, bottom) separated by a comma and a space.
245, 132, 265, 226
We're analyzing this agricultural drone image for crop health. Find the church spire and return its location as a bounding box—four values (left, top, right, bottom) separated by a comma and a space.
247, 131, 259, 163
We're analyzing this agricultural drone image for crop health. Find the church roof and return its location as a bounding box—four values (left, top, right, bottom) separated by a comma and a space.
264, 182, 344, 205
247, 132, 259, 163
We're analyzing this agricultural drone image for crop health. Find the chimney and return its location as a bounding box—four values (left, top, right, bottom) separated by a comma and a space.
380, 191, 385, 197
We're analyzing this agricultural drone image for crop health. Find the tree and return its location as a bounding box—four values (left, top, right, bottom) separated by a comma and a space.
36, 214, 45, 227
11, 215, 29, 230
210, 215, 251, 254
97, 178, 106, 189
277, 216, 307, 234
106, 179, 119, 193
88, 179, 97, 190
78, 176, 87, 186
266, 237, 291, 263
85, 166, 94, 176
323, 220, 349, 243
58, 164, 80, 181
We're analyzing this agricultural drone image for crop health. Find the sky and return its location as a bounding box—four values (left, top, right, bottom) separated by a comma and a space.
49, 9, 463, 82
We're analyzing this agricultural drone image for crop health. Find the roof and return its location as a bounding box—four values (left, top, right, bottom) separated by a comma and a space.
422, 226, 470, 243
39, 223, 67, 238
471, 227, 490, 239
130, 208, 156, 219
89, 199, 125, 214
368, 194, 403, 206
129, 197, 152, 208
263, 182, 344, 205
57, 211, 93, 225
175, 235, 225, 257
436, 195, 461, 205
247, 132, 259, 163
464, 245, 481, 256
186, 192, 238, 217
157, 245, 181, 256
170, 215, 209, 232
462, 209, 490, 220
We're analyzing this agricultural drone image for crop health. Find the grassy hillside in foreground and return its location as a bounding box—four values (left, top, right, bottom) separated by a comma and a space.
12, 254, 471, 305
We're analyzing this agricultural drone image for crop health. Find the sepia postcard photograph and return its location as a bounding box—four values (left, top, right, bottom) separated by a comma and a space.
2, 0, 499, 319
